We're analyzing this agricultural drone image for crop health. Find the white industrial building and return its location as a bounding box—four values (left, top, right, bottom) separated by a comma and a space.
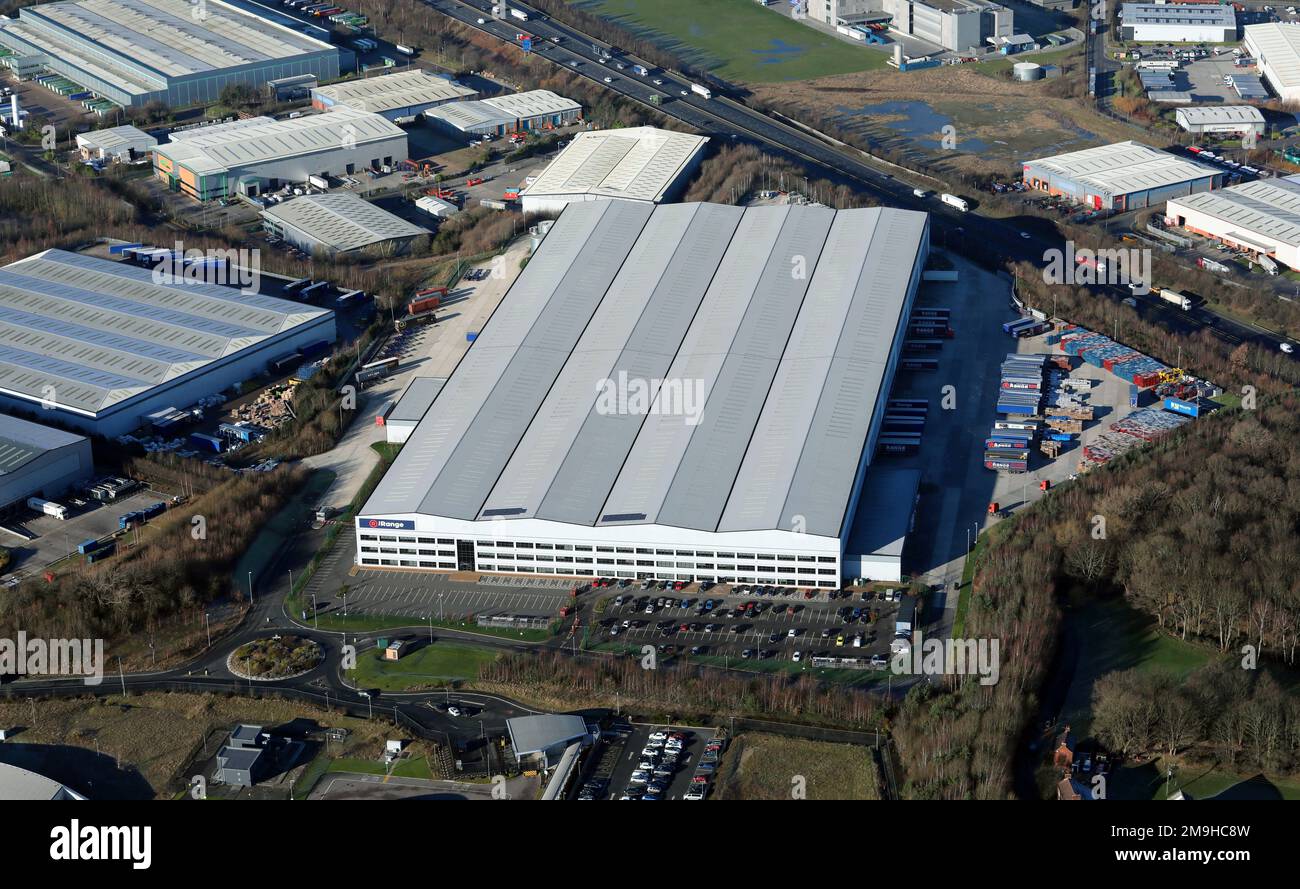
415, 194, 459, 219
0, 0, 342, 109
518, 126, 708, 215
422, 89, 582, 137
383, 377, 446, 444
879, 0, 1014, 52
1244, 22, 1300, 102
1119, 3, 1237, 43
261, 193, 429, 257
0, 414, 94, 511
311, 71, 477, 123
1166, 179, 1300, 272
354, 199, 930, 587
0, 249, 336, 438
1022, 140, 1222, 211
1175, 106, 1265, 138
153, 109, 407, 201
75, 125, 156, 163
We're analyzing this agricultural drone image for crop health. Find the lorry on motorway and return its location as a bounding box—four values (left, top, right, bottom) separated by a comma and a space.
1158, 288, 1192, 311
690, 82, 712, 99
510, 6, 528, 20
648, 93, 664, 106
940, 193, 968, 212
632, 64, 649, 76
27, 497, 68, 520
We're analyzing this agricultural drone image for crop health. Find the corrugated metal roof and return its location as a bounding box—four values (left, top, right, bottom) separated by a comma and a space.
0, 250, 331, 414
155, 108, 403, 177
313, 71, 476, 114
11, 0, 332, 83
1176, 105, 1264, 125
361, 200, 929, 539
1025, 140, 1218, 198
1169, 178, 1300, 249
423, 89, 581, 131
1246, 22, 1300, 95
75, 124, 156, 153
520, 126, 709, 203
0, 414, 86, 476
388, 376, 445, 423
262, 193, 429, 253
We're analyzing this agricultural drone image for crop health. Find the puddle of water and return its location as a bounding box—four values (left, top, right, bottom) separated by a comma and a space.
751, 37, 807, 65
836, 100, 991, 153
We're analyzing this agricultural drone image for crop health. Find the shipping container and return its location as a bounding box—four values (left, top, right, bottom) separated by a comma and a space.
189, 432, 224, 453
900, 357, 938, 371
904, 339, 944, 352
1163, 396, 1200, 418
77, 539, 101, 555
86, 543, 115, 563
408, 295, 441, 315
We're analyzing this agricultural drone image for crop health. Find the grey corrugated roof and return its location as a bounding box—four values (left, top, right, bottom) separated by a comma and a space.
506, 714, 588, 755
0, 249, 331, 414
361, 200, 929, 539
262, 193, 429, 254
0, 414, 86, 476
388, 377, 446, 423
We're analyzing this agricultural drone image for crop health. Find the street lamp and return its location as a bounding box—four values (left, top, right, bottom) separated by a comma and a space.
247, 571, 255, 606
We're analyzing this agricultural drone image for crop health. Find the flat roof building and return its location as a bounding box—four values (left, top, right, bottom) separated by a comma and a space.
519, 126, 708, 215
311, 71, 477, 122
505, 714, 592, 770
1120, 3, 1237, 43
153, 108, 407, 201
0, 249, 336, 438
0, 762, 85, 800
1244, 22, 1300, 102
0, 414, 93, 511
1022, 140, 1222, 211
0, 0, 342, 108
1166, 178, 1300, 271
422, 89, 582, 137
879, 0, 1014, 52
354, 199, 930, 587
384, 377, 445, 444
1175, 105, 1265, 137
75, 125, 156, 163
260, 192, 430, 257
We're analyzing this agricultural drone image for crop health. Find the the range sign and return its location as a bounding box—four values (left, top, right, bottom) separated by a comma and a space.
357, 517, 415, 531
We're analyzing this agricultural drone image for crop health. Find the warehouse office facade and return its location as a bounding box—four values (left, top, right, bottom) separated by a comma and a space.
153, 109, 407, 201
1119, 3, 1237, 43
0, 0, 341, 108
1166, 178, 1300, 271
0, 249, 336, 437
1022, 141, 1221, 211
354, 199, 930, 587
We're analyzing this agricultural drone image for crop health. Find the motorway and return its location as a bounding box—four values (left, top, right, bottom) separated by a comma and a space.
430, 0, 1289, 353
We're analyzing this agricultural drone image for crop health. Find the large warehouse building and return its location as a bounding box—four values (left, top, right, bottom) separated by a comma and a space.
422, 89, 582, 138
1166, 178, 1300, 271
1119, 3, 1237, 43
311, 71, 477, 123
0, 415, 93, 512
518, 126, 708, 215
354, 199, 930, 587
1244, 22, 1300, 102
879, 0, 1014, 52
0, 249, 336, 438
261, 193, 430, 257
1022, 141, 1221, 211
0, 0, 342, 109
153, 109, 407, 201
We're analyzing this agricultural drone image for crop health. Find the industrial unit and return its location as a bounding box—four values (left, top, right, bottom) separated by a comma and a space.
422, 89, 582, 137
260, 193, 430, 257
518, 126, 708, 215
0, 249, 336, 438
311, 71, 477, 123
1244, 21, 1300, 102
1175, 105, 1266, 138
152, 108, 407, 201
354, 199, 930, 587
0, 414, 93, 512
383, 377, 446, 444
75, 125, 156, 163
878, 0, 1014, 52
1119, 3, 1237, 43
0, 0, 342, 109
1022, 141, 1221, 211
1165, 179, 1300, 271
